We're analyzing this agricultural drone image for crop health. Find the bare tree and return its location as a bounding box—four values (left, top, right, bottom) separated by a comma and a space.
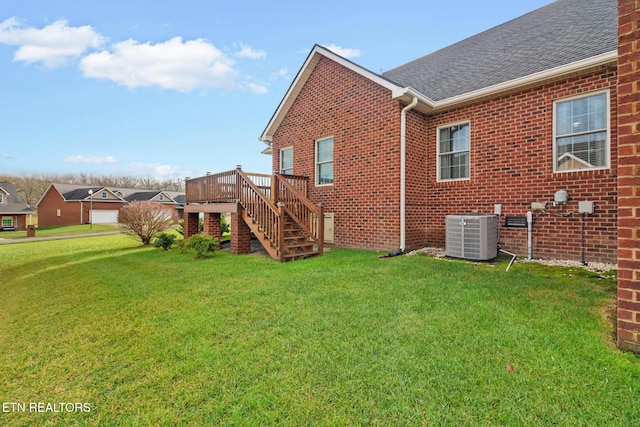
18, 174, 50, 207
117, 200, 177, 246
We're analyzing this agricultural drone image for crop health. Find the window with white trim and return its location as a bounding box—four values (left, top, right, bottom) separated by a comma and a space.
2, 216, 13, 228
438, 122, 470, 181
554, 91, 609, 172
316, 137, 334, 185
280, 147, 293, 175
0, 193, 4, 203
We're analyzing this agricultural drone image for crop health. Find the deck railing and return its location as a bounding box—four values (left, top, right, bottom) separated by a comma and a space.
185, 168, 322, 260
274, 173, 323, 255
236, 169, 282, 258
186, 169, 272, 203
185, 170, 238, 203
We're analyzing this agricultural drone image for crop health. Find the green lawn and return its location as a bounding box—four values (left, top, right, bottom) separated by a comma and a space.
1, 235, 638, 426
0, 224, 119, 239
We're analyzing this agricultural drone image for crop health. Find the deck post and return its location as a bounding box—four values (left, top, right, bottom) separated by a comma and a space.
203, 212, 222, 249
317, 203, 324, 255
230, 211, 252, 255
184, 212, 200, 238
277, 202, 286, 262
272, 172, 278, 203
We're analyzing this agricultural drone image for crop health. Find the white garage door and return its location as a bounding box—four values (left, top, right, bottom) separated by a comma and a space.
91, 210, 119, 224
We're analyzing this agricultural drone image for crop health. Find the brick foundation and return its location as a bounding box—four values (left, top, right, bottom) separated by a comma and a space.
203, 212, 222, 249
617, 0, 640, 353
184, 212, 200, 239
230, 212, 252, 255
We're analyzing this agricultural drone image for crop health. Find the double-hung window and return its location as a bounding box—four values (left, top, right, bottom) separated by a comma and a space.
438, 122, 470, 181
2, 217, 13, 228
316, 137, 334, 185
280, 147, 293, 175
554, 91, 609, 172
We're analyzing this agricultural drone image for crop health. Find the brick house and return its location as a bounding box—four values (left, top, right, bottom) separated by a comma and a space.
616, 0, 640, 353
0, 181, 35, 231
37, 183, 184, 227
260, 0, 618, 264
184, 0, 640, 351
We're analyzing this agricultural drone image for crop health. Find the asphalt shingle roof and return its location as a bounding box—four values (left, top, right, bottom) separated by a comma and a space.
0, 182, 34, 214
382, 0, 617, 101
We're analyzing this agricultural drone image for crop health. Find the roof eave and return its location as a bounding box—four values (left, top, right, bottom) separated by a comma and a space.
260, 44, 403, 144
396, 50, 618, 112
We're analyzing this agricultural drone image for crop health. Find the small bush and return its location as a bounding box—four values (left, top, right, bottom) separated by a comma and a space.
154, 233, 177, 250
181, 234, 217, 258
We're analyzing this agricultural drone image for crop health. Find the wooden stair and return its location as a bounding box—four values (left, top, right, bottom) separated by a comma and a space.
240, 209, 320, 262
281, 216, 319, 261
186, 168, 323, 262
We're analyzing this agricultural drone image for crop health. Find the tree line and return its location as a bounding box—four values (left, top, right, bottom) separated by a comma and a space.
0, 173, 185, 208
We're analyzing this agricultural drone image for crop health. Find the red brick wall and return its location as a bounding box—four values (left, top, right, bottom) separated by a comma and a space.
426, 69, 618, 263
37, 188, 81, 227
273, 57, 411, 251
272, 56, 618, 263
617, 0, 640, 353
0, 214, 31, 231
38, 188, 124, 227
230, 212, 252, 254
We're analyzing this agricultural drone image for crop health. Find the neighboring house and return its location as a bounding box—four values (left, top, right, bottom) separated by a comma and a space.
0, 182, 35, 231
259, 0, 619, 264
36, 183, 184, 227
124, 190, 183, 222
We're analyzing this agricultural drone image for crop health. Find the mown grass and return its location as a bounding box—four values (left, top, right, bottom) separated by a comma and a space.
0, 235, 638, 426
0, 224, 118, 239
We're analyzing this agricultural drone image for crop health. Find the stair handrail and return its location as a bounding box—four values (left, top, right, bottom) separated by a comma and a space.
274, 173, 324, 255
235, 169, 283, 258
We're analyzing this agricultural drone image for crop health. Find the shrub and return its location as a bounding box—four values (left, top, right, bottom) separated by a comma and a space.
181, 234, 217, 259
154, 233, 177, 250
118, 201, 177, 246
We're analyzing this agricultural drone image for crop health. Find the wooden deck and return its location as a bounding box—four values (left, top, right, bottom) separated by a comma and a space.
184, 167, 323, 261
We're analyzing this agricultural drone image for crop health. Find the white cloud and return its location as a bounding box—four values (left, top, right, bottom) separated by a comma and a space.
0, 17, 103, 68
130, 162, 181, 177
270, 68, 289, 81
235, 43, 265, 60
240, 82, 268, 94
64, 155, 118, 164
80, 37, 238, 92
323, 44, 361, 59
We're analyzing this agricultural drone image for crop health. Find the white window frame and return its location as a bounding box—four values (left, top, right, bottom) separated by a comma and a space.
553, 90, 610, 173
0, 193, 4, 203
436, 121, 471, 182
280, 146, 294, 175
315, 136, 334, 186
2, 216, 13, 228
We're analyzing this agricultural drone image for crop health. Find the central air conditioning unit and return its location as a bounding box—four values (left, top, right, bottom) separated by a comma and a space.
445, 214, 498, 261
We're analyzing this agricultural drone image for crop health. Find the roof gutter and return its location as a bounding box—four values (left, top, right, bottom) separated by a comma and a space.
400, 96, 418, 252
391, 51, 617, 112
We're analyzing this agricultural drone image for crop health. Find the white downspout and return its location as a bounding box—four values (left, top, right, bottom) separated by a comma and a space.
400, 96, 418, 251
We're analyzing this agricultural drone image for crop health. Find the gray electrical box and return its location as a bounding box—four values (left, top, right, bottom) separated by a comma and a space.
579, 201, 594, 214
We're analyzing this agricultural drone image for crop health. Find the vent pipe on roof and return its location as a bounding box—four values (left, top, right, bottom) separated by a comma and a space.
400, 96, 418, 251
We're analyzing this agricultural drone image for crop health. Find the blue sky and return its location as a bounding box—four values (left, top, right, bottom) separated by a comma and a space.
1, 0, 552, 180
